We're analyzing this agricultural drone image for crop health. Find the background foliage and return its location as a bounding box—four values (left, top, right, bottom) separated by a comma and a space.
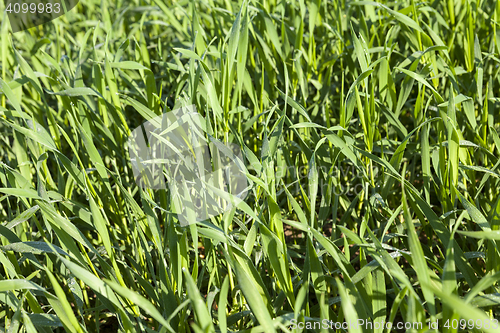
1, 0, 500, 331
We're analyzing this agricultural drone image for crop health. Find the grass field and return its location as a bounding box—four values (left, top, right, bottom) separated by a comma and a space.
1, 0, 500, 332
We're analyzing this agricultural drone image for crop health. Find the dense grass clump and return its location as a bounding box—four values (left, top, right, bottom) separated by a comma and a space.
1, 0, 500, 332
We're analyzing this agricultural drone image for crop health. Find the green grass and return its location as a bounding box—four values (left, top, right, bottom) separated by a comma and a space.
1, 0, 500, 332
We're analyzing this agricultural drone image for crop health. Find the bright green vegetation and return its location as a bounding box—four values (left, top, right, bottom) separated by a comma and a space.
1, 0, 500, 332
